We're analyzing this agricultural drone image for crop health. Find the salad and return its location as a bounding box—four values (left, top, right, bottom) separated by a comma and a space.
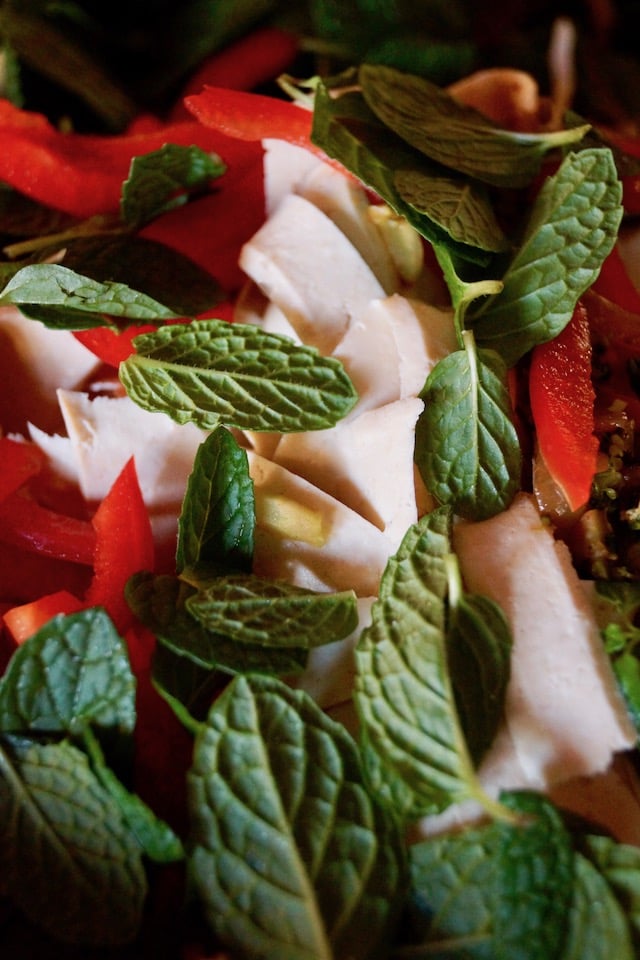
3, 2, 640, 957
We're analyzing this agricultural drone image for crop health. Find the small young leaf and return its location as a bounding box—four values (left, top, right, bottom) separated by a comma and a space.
186, 573, 359, 648
0, 263, 178, 328
469, 148, 623, 366
120, 319, 358, 432
0, 735, 147, 946
177, 426, 255, 578
0, 608, 136, 735
121, 143, 225, 228
188, 674, 405, 960
415, 335, 522, 521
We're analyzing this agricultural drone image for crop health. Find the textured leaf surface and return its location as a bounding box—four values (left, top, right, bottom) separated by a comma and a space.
188, 674, 404, 960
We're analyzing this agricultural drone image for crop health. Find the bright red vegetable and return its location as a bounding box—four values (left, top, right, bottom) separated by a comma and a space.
73, 324, 158, 366
0, 436, 45, 502
3, 589, 84, 645
0, 488, 97, 564
84, 457, 155, 634
529, 301, 599, 512
591, 243, 640, 314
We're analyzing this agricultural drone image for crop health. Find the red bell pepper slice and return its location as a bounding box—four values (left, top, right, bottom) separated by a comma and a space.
3, 589, 84, 645
84, 457, 154, 634
0, 488, 96, 564
591, 243, 640, 315
73, 324, 158, 367
529, 301, 599, 512
0, 436, 45, 502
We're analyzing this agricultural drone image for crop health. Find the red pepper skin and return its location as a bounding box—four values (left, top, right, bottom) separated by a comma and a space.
3, 589, 84, 644
0, 489, 96, 564
84, 457, 154, 634
529, 301, 599, 512
591, 243, 640, 315
73, 324, 157, 366
0, 436, 45, 502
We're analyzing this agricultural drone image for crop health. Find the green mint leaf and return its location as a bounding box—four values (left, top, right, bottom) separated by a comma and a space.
446, 556, 512, 766
354, 507, 488, 818
0, 608, 136, 735
395, 168, 508, 252
151, 642, 226, 730
186, 573, 359, 648
581, 835, 640, 951
121, 144, 226, 228
0, 735, 146, 946
415, 334, 522, 521
177, 426, 255, 578
310, 75, 492, 265
82, 727, 184, 864
126, 572, 308, 677
593, 581, 640, 734
188, 674, 405, 960
120, 319, 358, 432
563, 852, 635, 959
470, 148, 623, 366
359, 63, 590, 189
0, 262, 179, 329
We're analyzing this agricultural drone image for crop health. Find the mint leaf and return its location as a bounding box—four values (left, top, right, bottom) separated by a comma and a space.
126, 572, 308, 676
359, 63, 590, 188
0, 263, 179, 329
581, 835, 640, 950
121, 143, 226, 228
470, 148, 623, 366
0, 735, 146, 946
593, 581, 640, 734
186, 573, 359, 647
177, 426, 255, 578
354, 508, 489, 818
188, 674, 405, 960
120, 319, 358, 431
151, 642, 226, 729
0, 608, 136, 735
415, 334, 522, 521
563, 852, 635, 959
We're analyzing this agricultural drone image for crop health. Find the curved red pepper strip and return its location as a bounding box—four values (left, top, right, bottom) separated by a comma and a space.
529, 301, 599, 513
84, 456, 155, 634
0, 436, 45, 502
591, 243, 640, 314
0, 489, 96, 564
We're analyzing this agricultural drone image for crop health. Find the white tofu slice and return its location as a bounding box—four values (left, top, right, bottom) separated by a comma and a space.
297, 162, 399, 293
248, 451, 394, 597
55, 389, 206, 509
0, 306, 99, 432
239, 193, 386, 354
262, 138, 321, 216
273, 398, 423, 551
27, 423, 78, 483
453, 492, 636, 790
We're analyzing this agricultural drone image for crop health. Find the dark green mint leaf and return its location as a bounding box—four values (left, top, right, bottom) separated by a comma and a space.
0, 735, 146, 945
120, 319, 358, 432
355, 508, 490, 818
0, 263, 179, 329
177, 426, 255, 578
126, 572, 308, 677
121, 144, 225, 228
186, 573, 359, 648
469, 148, 623, 366
415, 336, 522, 521
563, 852, 634, 959
581, 835, 640, 952
0, 608, 136, 735
151, 641, 226, 728
359, 63, 590, 188
188, 674, 405, 960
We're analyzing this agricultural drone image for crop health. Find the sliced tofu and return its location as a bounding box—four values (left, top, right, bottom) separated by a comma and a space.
248, 451, 394, 596
273, 398, 423, 552
262, 138, 321, 216
453, 492, 636, 790
239, 193, 386, 354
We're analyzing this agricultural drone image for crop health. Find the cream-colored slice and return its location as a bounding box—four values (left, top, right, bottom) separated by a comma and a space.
262, 137, 321, 216
453, 492, 636, 790
273, 398, 423, 552
248, 451, 394, 597
239, 193, 386, 355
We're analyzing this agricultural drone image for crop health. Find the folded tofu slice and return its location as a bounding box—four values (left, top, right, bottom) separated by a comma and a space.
453, 492, 636, 791
239, 193, 386, 354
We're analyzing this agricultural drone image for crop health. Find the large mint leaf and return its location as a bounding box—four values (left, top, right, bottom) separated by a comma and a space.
0, 608, 136, 735
359, 63, 590, 188
177, 426, 255, 578
120, 319, 358, 432
121, 143, 225, 228
470, 148, 623, 366
186, 573, 358, 648
310, 76, 494, 263
354, 508, 489, 818
151, 641, 227, 728
415, 336, 522, 521
126, 572, 308, 676
0, 735, 146, 946
188, 674, 405, 960
563, 852, 635, 959
0, 263, 178, 329
581, 835, 640, 950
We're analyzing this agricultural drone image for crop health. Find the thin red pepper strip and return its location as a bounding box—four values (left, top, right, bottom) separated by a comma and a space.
84, 457, 155, 634
73, 324, 157, 367
529, 301, 599, 512
3, 590, 84, 645
591, 243, 640, 314
0, 489, 96, 564
0, 436, 45, 502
